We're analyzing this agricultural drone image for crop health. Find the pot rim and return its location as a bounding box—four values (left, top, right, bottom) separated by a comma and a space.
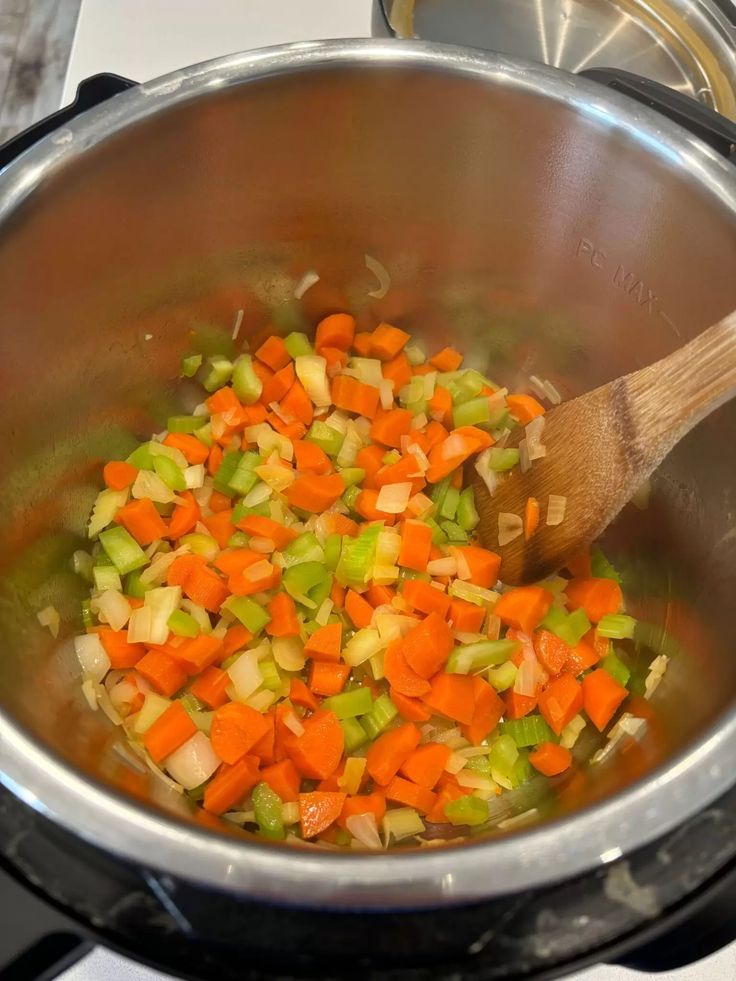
1, 39, 735, 909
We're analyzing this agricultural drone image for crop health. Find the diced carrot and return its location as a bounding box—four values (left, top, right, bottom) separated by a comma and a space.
400, 742, 451, 789
384, 639, 431, 697
261, 363, 295, 405
143, 702, 197, 763
374, 454, 426, 494
241, 403, 269, 428
261, 759, 301, 803
538, 673, 584, 735
211, 702, 272, 764
214, 548, 262, 578
252, 359, 274, 402
365, 584, 395, 607
321, 346, 348, 371
268, 415, 308, 444
167, 554, 205, 588
299, 791, 347, 839
190, 665, 230, 709
366, 722, 421, 786
293, 439, 332, 475
182, 563, 230, 613
461, 676, 505, 745
565, 578, 623, 623
207, 490, 232, 513
494, 585, 554, 635
370, 408, 413, 449
304, 622, 342, 662
507, 394, 546, 424
390, 687, 432, 722
308, 661, 350, 696
565, 638, 601, 675
203, 756, 260, 815
315, 313, 356, 351
280, 379, 313, 426
402, 579, 451, 618
221, 624, 253, 658
529, 742, 573, 777
345, 590, 374, 630
384, 775, 437, 814
136, 649, 187, 697
201, 510, 235, 549
285, 473, 345, 512
175, 635, 223, 674
103, 460, 138, 491
425, 428, 493, 483
427, 783, 467, 824
448, 598, 485, 632
114, 498, 167, 546
330, 580, 346, 609
504, 689, 538, 719
382, 352, 412, 390
228, 561, 280, 597
369, 322, 410, 361
398, 519, 432, 572
355, 488, 396, 525
533, 630, 572, 676
524, 497, 540, 540
265, 592, 301, 638
429, 347, 463, 372
207, 444, 223, 478
331, 375, 380, 419
252, 711, 277, 767
338, 792, 386, 830
235, 514, 297, 550
356, 444, 385, 488
255, 335, 292, 372
427, 386, 453, 427
167, 490, 200, 540
323, 512, 359, 537
163, 433, 209, 465
206, 386, 243, 417
424, 673, 476, 725
97, 628, 145, 669
290, 677, 319, 712
582, 668, 628, 731
566, 551, 592, 579
282, 709, 344, 780
454, 545, 501, 588
402, 612, 454, 679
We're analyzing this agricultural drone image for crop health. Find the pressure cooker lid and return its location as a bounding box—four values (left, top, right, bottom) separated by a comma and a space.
380, 0, 736, 118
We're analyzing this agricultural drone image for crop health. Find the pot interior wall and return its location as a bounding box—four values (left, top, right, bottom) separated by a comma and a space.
0, 62, 735, 841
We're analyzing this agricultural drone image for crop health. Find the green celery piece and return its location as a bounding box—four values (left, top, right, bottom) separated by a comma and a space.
430, 474, 452, 510
399, 377, 424, 406
335, 525, 382, 587
444, 795, 488, 827
382, 450, 400, 466
324, 533, 342, 572
259, 659, 281, 692
451, 369, 485, 405
93, 550, 116, 568
591, 545, 622, 584
252, 782, 285, 840
465, 755, 492, 776
305, 420, 344, 456
487, 448, 520, 472
541, 605, 567, 633
284, 332, 313, 358
427, 518, 447, 546
167, 415, 205, 434
487, 660, 517, 692
334, 828, 352, 847
456, 486, 480, 532
194, 422, 213, 448
179, 691, 203, 715
307, 575, 332, 610
221, 653, 240, 670
597, 614, 636, 640
99, 526, 148, 575
180, 353, 202, 378
153, 455, 186, 491
201, 355, 233, 392
342, 485, 360, 513
407, 398, 428, 417
439, 486, 460, 521
227, 531, 251, 548
501, 715, 556, 748
80, 598, 94, 629
168, 609, 201, 638
489, 734, 518, 778
341, 717, 369, 753
232, 355, 263, 405
339, 467, 365, 488
125, 570, 153, 599
439, 520, 468, 544
282, 562, 325, 606
93, 565, 121, 592
227, 451, 261, 495
282, 532, 324, 567
453, 396, 490, 428
223, 595, 270, 633
447, 639, 519, 674
231, 497, 270, 523
323, 686, 373, 720
509, 749, 533, 788
602, 651, 631, 687
126, 442, 154, 470
399, 568, 431, 583
212, 450, 243, 497
555, 608, 591, 647
489, 408, 510, 433
361, 693, 398, 739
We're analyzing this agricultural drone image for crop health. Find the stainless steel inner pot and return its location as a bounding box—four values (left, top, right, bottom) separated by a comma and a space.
0, 40, 735, 909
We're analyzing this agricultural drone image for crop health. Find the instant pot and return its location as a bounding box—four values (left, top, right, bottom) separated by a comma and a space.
0, 39, 735, 979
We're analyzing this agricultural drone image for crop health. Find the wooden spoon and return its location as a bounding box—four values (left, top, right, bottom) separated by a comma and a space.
469, 310, 736, 585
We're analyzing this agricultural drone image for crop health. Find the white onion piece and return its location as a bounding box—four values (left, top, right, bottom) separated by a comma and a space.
411, 412, 428, 431
315, 598, 334, 626
74, 634, 111, 683
244, 482, 274, 507
426, 557, 456, 577
324, 410, 349, 434
227, 651, 263, 701
350, 357, 384, 388
149, 441, 188, 470
365, 253, 391, 299
456, 772, 498, 792
37, 605, 60, 638
127, 606, 153, 645
231, 308, 244, 340
346, 812, 382, 850
546, 495, 567, 526
343, 628, 382, 667
498, 512, 523, 546
379, 378, 394, 410
406, 442, 429, 472
296, 355, 331, 408
88, 488, 128, 538
132, 470, 176, 504
519, 439, 531, 474
336, 422, 363, 468
144, 585, 182, 645
81, 678, 100, 711
375, 482, 412, 514
444, 751, 469, 774
485, 612, 501, 640
283, 710, 305, 736
93, 589, 131, 632
528, 375, 549, 401
475, 449, 498, 496
293, 270, 320, 299
184, 464, 205, 489
513, 659, 537, 696
407, 492, 433, 519
164, 732, 221, 790
544, 379, 562, 405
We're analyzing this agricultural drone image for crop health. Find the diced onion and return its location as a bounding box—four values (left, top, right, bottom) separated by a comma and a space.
407, 492, 433, 519
529, 375, 549, 401
88, 488, 128, 538
293, 270, 320, 299
379, 378, 394, 410
132, 470, 176, 504
81, 678, 100, 711
485, 613, 501, 640
519, 439, 531, 474
432, 726, 464, 747
427, 557, 456, 577
37, 605, 60, 638
184, 464, 205, 489
456, 772, 498, 792
144, 585, 182, 645
92, 589, 131, 632
164, 732, 222, 790
513, 659, 537, 696
133, 692, 171, 734
544, 379, 562, 404
283, 710, 305, 736
343, 628, 383, 667
324, 410, 349, 435
449, 580, 500, 606
475, 449, 499, 496
498, 512, 523, 546
245, 559, 274, 582
315, 598, 334, 626
296, 355, 331, 408
74, 634, 110, 683
336, 422, 363, 468
244, 481, 274, 507
231, 308, 244, 340
546, 495, 567, 526
560, 714, 586, 749
350, 358, 384, 388
375, 482, 412, 514
346, 812, 383, 850
444, 751, 468, 774
227, 650, 263, 701
365, 253, 391, 299
127, 606, 154, 645
149, 441, 188, 470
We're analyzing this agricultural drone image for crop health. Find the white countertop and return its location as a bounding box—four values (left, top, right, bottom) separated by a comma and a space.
60, 3, 736, 980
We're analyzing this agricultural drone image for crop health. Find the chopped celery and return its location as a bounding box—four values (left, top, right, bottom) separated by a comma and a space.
439, 486, 460, 521
451, 369, 485, 405
227, 451, 261, 495
232, 355, 263, 405
489, 734, 519, 778
501, 715, 556, 748
382, 450, 400, 466
126, 443, 155, 470
194, 422, 213, 447
284, 332, 313, 358
399, 568, 431, 583
456, 486, 480, 532
591, 545, 622, 584
465, 755, 492, 776
93, 565, 122, 593
453, 396, 490, 428
179, 691, 203, 715
282, 532, 324, 567
336, 525, 381, 587
407, 398, 428, 417
306, 420, 344, 456
259, 659, 281, 691
227, 531, 251, 548
554, 608, 592, 647
81, 598, 94, 629
427, 518, 447, 546
221, 653, 240, 670
597, 614, 636, 640
486, 448, 520, 472
383, 807, 425, 841
430, 474, 452, 510
342, 485, 361, 513
168, 609, 201, 638
439, 520, 468, 544
180, 353, 202, 377
324, 533, 342, 572
444, 795, 488, 827
339, 467, 366, 488
99, 526, 148, 576
252, 782, 285, 840
282, 561, 325, 607
125, 570, 152, 599
323, 686, 373, 720
153, 455, 186, 492
541, 605, 567, 633
361, 693, 398, 739
487, 660, 517, 692
307, 575, 333, 610
602, 651, 631, 687
212, 450, 243, 496
167, 415, 205, 434
231, 497, 270, 523
222, 595, 270, 633
447, 639, 519, 674
509, 749, 533, 788
179, 533, 219, 560
201, 355, 233, 392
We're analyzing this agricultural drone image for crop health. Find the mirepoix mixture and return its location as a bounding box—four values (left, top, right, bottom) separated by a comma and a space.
53, 312, 662, 848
